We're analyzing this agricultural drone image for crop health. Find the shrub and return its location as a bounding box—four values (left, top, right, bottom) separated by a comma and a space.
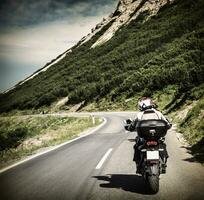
0, 127, 27, 151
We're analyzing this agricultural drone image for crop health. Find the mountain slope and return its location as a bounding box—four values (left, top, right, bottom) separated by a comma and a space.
0, 0, 204, 113
91, 0, 175, 48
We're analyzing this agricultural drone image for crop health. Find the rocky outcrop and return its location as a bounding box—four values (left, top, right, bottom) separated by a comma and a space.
91, 0, 143, 48
79, 14, 114, 46
90, 0, 175, 48
129, 0, 174, 22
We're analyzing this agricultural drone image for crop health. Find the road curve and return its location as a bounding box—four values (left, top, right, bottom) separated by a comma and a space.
0, 112, 203, 200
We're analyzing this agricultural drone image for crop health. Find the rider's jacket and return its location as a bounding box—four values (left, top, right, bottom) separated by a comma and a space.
137, 108, 168, 121
129, 108, 170, 131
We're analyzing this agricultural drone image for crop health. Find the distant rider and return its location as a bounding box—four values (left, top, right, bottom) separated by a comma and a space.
125, 97, 171, 173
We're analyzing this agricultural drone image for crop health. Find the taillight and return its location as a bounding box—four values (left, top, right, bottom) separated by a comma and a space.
146, 141, 158, 146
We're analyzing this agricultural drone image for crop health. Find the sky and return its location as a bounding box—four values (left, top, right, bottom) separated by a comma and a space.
0, 0, 118, 92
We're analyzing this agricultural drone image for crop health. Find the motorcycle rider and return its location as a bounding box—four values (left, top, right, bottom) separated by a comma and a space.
125, 97, 171, 173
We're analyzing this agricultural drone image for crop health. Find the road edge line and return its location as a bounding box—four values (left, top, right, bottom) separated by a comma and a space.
0, 117, 107, 174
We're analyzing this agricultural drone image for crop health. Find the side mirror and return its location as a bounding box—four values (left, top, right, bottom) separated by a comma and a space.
125, 119, 132, 124
124, 119, 132, 131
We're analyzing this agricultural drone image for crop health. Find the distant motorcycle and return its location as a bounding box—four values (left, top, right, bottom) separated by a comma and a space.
125, 119, 169, 193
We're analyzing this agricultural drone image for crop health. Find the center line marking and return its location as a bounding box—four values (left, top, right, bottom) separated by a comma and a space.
96, 148, 113, 169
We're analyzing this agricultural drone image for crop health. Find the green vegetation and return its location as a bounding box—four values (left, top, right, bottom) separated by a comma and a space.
181, 100, 204, 163
0, 116, 101, 168
0, 0, 203, 113
0, 0, 203, 162
180, 99, 204, 144
160, 84, 204, 163
170, 97, 204, 163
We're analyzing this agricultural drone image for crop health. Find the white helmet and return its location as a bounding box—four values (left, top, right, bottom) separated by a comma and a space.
138, 97, 156, 111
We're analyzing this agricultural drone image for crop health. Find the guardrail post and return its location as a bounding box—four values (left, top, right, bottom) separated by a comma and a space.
91, 114, 95, 125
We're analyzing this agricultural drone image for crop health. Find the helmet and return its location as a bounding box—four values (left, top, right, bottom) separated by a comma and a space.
138, 97, 156, 111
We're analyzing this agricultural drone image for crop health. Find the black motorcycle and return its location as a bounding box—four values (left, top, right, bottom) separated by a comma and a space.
125, 119, 170, 193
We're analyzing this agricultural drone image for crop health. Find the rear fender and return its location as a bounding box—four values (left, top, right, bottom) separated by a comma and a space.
147, 163, 159, 176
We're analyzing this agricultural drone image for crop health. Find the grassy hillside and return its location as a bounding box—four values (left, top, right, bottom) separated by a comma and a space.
0, 0, 203, 113
167, 83, 204, 162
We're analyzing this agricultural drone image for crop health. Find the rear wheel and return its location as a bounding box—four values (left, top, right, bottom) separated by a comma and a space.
147, 175, 159, 193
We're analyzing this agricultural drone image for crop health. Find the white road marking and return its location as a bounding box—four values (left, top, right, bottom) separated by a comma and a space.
96, 148, 113, 169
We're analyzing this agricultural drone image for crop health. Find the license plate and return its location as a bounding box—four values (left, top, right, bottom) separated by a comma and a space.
147, 151, 159, 160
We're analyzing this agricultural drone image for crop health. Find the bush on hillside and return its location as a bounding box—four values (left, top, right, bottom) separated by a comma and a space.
0, 127, 27, 151
0, 0, 204, 112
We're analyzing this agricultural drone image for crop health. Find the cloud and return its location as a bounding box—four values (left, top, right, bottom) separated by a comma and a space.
0, 0, 118, 92
0, 0, 118, 28
0, 0, 118, 62
0, 16, 107, 66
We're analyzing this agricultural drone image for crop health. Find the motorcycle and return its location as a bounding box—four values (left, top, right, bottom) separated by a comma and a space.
125, 119, 170, 193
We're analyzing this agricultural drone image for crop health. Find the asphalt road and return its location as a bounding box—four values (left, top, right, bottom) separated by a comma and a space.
0, 112, 204, 200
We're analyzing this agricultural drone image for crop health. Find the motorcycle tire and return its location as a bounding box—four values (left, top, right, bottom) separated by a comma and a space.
147, 175, 159, 194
